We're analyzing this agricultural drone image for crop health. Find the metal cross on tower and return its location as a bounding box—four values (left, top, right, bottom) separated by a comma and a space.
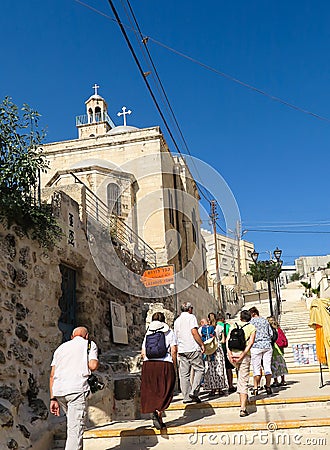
117, 106, 132, 126
92, 83, 100, 96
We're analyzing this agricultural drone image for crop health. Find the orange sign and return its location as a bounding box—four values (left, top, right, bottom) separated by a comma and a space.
140, 265, 175, 287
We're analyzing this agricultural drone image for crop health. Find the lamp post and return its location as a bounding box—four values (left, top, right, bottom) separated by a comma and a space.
251, 248, 282, 318
265, 260, 274, 317
210, 200, 223, 312
273, 247, 283, 315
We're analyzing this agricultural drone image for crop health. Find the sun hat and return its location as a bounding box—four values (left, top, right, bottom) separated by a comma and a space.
147, 320, 170, 334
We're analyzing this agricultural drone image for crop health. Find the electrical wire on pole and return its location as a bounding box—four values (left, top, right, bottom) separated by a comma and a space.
210, 200, 223, 312
235, 220, 242, 299
106, 0, 214, 208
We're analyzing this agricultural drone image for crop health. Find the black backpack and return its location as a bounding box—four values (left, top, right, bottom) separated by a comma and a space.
270, 327, 278, 346
228, 323, 248, 351
145, 330, 168, 359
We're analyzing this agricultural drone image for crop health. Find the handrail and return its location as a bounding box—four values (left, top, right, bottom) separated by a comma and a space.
75, 112, 116, 129
70, 172, 157, 267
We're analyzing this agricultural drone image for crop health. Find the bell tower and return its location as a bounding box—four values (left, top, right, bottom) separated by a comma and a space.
76, 84, 115, 139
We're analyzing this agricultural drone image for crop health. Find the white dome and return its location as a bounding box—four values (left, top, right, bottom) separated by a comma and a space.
107, 125, 139, 135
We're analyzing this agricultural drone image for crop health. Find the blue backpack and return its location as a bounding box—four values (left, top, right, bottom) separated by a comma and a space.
145, 330, 168, 359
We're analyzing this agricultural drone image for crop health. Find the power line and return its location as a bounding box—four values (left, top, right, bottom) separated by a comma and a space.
105, 1, 184, 163
215, 219, 227, 235
76, 0, 330, 213
148, 38, 330, 124
247, 229, 330, 234
124, 1, 188, 147
122, 0, 214, 204
244, 223, 330, 229
245, 219, 330, 224
75, 0, 330, 125
77, 0, 213, 205
244, 220, 330, 227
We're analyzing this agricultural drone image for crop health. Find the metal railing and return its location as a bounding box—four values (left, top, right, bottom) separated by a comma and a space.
75, 112, 116, 129
70, 173, 157, 267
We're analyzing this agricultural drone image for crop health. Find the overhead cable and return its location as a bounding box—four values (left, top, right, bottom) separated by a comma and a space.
123, 0, 214, 204
75, 0, 330, 124
247, 229, 330, 234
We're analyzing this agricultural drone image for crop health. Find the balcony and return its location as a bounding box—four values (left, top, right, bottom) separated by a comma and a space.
76, 112, 116, 129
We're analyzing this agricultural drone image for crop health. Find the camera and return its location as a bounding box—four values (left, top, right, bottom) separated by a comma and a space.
87, 374, 105, 393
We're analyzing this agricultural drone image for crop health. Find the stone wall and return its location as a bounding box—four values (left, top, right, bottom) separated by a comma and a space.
0, 190, 174, 449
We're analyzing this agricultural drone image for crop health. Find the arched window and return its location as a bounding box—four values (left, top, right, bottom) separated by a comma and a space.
107, 183, 122, 216
88, 108, 93, 123
95, 106, 101, 122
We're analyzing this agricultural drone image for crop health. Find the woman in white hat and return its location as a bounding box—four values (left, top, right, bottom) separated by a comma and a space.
140, 311, 177, 429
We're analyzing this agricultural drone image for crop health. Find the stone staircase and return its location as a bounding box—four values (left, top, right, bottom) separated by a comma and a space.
57, 289, 330, 449
83, 377, 330, 449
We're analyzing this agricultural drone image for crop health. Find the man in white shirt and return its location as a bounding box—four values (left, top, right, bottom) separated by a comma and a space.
49, 326, 99, 450
174, 302, 205, 403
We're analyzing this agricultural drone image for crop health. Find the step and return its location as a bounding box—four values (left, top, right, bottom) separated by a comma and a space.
83, 372, 330, 449
234, 365, 321, 376
282, 329, 314, 334
84, 406, 330, 450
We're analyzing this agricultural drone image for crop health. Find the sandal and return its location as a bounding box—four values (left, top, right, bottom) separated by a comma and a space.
265, 385, 272, 395
252, 387, 259, 396
280, 381, 287, 386
152, 411, 164, 430
240, 409, 249, 417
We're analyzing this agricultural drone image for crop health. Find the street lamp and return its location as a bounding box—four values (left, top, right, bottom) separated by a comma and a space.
273, 248, 282, 314
251, 248, 282, 318
251, 250, 259, 264
273, 247, 282, 262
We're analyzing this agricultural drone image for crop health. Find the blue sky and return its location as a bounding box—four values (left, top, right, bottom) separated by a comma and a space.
2, 0, 330, 265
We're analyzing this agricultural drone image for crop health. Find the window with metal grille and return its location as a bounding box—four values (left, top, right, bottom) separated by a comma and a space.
192, 208, 199, 246
168, 191, 175, 226
58, 265, 77, 343
107, 183, 122, 216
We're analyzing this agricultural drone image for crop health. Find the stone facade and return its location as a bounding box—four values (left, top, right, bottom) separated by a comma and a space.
0, 190, 175, 449
0, 89, 222, 448
41, 90, 208, 292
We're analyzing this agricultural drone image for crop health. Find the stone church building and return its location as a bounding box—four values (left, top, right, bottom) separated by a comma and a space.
41, 86, 216, 315
0, 87, 218, 449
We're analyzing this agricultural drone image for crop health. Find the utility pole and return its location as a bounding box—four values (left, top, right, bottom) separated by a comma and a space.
210, 200, 222, 312
236, 220, 242, 299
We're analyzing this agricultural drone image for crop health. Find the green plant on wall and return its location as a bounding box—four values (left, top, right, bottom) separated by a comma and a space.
0, 97, 62, 248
